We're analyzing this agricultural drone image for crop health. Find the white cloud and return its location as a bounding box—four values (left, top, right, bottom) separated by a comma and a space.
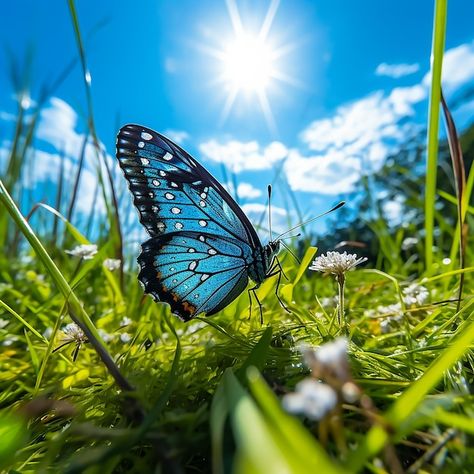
163, 129, 189, 144
224, 181, 263, 199
241, 203, 289, 235
285, 149, 361, 195
199, 139, 287, 173
27, 149, 104, 215
375, 62, 420, 78
237, 182, 263, 199
423, 40, 474, 95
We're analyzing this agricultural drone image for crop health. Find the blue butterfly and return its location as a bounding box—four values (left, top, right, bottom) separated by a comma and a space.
116, 124, 285, 322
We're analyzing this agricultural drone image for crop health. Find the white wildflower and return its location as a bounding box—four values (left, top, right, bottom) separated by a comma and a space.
300, 337, 350, 381
66, 244, 98, 260
376, 303, 403, 333
120, 316, 132, 326
309, 251, 367, 276
0, 318, 9, 329
401, 237, 418, 250
98, 329, 113, 343
3, 335, 19, 346
103, 258, 121, 271
61, 323, 87, 343
403, 283, 429, 306
320, 296, 338, 307
120, 333, 132, 343
282, 378, 337, 421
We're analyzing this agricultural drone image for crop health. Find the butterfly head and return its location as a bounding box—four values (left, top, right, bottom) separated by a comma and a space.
264, 239, 281, 267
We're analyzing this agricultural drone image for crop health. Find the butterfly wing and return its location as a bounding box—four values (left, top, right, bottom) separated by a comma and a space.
116, 124, 262, 247
116, 124, 265, 320
138, 232, 251, 321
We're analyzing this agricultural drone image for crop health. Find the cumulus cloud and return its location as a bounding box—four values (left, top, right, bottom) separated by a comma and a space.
224, 181, 263, 199
163, 129, 189, 144
375, 62, 420, 78
424, 40, 474, 95
199, 139, 287, 173
284, 149, 361, 195
241, 203, 289, 235
24, 97, 108, 215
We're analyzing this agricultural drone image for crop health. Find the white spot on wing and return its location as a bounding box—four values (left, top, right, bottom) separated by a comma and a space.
138, 141, 145, 148
188, 248, 196, 253
175, 222, 183, 229
157, 222, 165, 232
141, 132, 153, 140
200, 274, 210, 282
189, 261, 197, 271
163, 152, 173, 161
208, 248, 217, 255
170, 182, 178, 188
199, 220, 207, 227
199, 235, 205, 242
199, 200, 206, 207
165, 193, 175, 200
159, 170, 166, 177
152, 179, 160, 186
141, 158, 150, 165
171, 207, 181, 214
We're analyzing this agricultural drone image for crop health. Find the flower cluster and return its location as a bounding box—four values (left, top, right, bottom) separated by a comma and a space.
103, 258, 121, 271
66, 244, 98, 260
61, 323, 87, 344
309, 251, 367, 276
282, 338, 359, 421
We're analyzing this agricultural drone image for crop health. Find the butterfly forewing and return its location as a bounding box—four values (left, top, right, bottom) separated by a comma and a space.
116, 124, 267, 320
117, 125, 258, 243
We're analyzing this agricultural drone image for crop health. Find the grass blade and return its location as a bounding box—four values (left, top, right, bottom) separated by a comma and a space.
424, 0, 447, 273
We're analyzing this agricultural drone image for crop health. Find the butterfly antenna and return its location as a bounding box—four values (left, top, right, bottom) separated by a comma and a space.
276, 201, 345, 240
280, 240, 301, 264
267, 185, 273, 241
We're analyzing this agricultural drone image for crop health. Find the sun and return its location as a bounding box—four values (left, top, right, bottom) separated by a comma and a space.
199, 0, 299, 133
222, 34, 274, 92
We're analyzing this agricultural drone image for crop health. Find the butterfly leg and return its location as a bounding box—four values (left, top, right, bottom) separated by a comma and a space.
266, 259, 291, 314
248, 285, 264, 324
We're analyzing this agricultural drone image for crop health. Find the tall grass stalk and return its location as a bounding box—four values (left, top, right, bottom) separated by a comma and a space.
424, 0, 447, 273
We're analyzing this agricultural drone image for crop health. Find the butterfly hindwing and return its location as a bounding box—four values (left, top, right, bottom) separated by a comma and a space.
138, 232, 251, 320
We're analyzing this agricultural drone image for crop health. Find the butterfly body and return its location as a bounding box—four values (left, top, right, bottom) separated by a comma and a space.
116, 124, 281, 321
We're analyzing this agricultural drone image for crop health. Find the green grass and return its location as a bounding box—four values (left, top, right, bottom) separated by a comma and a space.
1, 1, 474, 473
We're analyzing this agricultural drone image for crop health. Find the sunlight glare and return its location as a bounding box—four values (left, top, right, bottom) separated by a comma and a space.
222, 34, 273, 92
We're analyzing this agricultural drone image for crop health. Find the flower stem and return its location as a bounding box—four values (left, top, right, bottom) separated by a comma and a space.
336, 273, 346, 331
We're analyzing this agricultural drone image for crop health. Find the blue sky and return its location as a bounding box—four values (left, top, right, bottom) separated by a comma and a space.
1, 0, 474, 239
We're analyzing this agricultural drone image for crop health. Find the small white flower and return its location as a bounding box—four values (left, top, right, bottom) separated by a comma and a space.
120, 333, 132, 343
0, 318, 9, 329
98, 329, 113, 343
401, 237, 418, 250
3, 335, 19, 346
300, 337, 349, 380
403, 283, 429, 306
282, 379, 337, 421
120, 316, 132, 326
320, 296, 338, 307
66, 244, 98, 260
309, 251, 367, 276
61, 323, 87, 343
103, 258, 121, 271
